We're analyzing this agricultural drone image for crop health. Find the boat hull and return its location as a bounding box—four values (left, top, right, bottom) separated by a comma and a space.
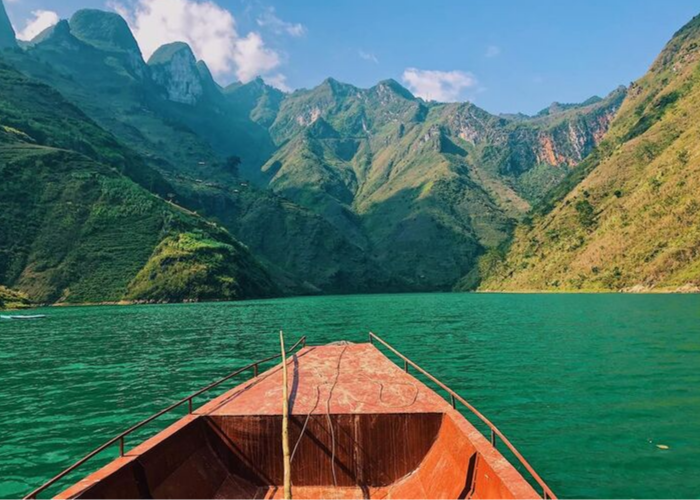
57, 343, 542, 499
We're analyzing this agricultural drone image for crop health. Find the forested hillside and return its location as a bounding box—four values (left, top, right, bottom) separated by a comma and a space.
0, 61, 277, 303
482, 15, 700, 292
5, 0, 697, 302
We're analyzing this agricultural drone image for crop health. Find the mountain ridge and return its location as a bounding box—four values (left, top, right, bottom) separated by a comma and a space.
481, 13, 700, 292
11, 2, 694, 302
0, 60, 279, 303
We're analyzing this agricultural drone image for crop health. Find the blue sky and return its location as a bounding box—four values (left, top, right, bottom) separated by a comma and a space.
5, 0, 700, 114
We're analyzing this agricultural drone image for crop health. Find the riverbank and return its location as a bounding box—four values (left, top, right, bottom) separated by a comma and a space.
5, 284, 700, 311
478, 284, 700, 294
0, 286, 32, 310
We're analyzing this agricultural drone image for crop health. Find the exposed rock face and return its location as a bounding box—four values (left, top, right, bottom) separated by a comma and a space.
532, 104, 619, 167
148, 42, 204, 105
69, 9, 140, 52
0, 0, 17, 49
481, 15, 700, 293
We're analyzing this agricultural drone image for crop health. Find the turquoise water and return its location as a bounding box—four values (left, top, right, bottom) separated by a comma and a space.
1, 293, 699, 499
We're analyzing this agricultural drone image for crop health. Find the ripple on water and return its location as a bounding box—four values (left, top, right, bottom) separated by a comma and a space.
0, 294, 699, 498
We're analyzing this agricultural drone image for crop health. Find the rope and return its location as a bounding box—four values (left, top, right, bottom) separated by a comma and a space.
290, 385, 320, 463
325, 344, 348, 487
287, 345, 419, 488
356, 375, 419, 408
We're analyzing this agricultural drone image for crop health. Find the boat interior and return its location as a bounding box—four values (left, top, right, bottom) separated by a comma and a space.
65, 412, 517, 499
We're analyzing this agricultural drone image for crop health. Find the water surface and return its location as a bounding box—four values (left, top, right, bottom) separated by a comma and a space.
1, 293, 699, 498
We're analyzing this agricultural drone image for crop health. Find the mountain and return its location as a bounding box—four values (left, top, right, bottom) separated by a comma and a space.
225, 77, 286, 128
149, 42, 207, 105
0, 60, 278, 303
5, 10, 276, 178
0, 4, 637, 297
0, 0, 15, 49
254, 78, 624, 289
481, 14, 700, 292
2, 9, 396, 294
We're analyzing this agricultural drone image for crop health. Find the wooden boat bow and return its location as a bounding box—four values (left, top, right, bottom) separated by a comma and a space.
26, 333, 556, 499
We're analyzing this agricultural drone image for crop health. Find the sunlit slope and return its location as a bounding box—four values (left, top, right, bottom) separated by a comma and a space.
260, 78, 623, 289
482, 14, 700, 292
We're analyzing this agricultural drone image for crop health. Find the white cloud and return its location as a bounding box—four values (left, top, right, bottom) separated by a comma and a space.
256, 7, 305, 37
233, 31, 280, 82
111, 0, 284, 83
264, 73, 291, 92
485, 45, 501, 58
401, 68, 477, 102
359, 50, 378, 64
16, 10, 59, 41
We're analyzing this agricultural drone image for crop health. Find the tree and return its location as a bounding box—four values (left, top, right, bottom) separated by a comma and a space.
575, 199, 595, 228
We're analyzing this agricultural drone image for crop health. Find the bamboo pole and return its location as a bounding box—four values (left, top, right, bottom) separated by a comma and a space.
280, 330, 292, 499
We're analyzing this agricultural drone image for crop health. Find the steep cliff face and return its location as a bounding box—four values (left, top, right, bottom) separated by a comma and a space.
148, 42, 204, 105
481, 15, 700, 292
528, 92, 623, 168
0, 0, 16, 49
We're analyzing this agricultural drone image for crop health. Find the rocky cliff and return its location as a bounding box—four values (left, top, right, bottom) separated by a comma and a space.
481, 15, 700, 292
149, 42, 205, 105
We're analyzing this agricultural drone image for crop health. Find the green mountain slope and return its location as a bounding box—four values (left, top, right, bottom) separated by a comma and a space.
482, 14, 700, 292
257, 78, 624, 289
225, 77, 285, 128
1, 10, 398, 294
0, 61, 277, 303
0, 4, 640, 294
0, 286, 31, 309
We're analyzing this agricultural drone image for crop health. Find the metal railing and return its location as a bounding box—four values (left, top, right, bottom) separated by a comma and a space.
369, 332, 556, 499
25, 335, 307, 499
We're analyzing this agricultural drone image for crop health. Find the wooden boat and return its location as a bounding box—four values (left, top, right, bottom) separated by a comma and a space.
26, 333, 555, 499
1, 314, 46, 320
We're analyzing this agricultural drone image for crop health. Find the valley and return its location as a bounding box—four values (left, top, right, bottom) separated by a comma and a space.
1, 1, 698, 304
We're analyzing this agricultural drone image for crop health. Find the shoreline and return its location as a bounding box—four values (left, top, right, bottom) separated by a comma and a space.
3, 287, 699, 311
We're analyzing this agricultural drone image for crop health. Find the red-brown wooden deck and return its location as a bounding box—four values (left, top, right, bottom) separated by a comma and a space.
57, 343, 541, 499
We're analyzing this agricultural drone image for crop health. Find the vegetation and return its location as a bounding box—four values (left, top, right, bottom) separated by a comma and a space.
127, 231, 278, 302
0, 286, 32, 309
256, 78, 622, 290
3, 5, 698, 298
0, 0, 15, 49
482, 14, 700, 292
0, 61, 276, 304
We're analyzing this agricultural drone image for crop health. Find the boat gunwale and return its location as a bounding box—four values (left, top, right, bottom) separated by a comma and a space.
23, 335, 308, 500
368, 331, 556, 500
26, 333, 556, 500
